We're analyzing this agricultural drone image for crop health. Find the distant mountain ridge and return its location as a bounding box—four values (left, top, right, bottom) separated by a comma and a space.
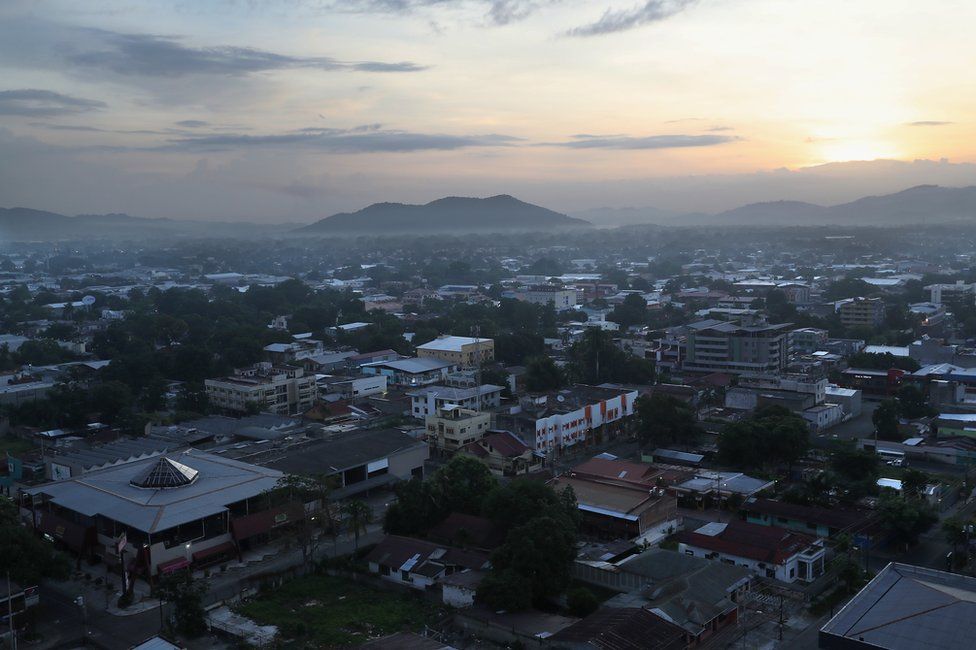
5, 184, 976, 242
297, 194, 590, 235
0, 207, 302, 242
581, 185, 976, 227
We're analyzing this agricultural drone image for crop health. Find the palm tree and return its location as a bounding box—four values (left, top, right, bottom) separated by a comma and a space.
342, 500, 372, 551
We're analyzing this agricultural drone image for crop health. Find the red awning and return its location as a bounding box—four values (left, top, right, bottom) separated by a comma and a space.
192, 541, 236, 563
157, 557, 190, 575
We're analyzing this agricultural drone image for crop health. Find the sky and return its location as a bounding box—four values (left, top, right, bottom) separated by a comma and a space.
0, 0, 974, 222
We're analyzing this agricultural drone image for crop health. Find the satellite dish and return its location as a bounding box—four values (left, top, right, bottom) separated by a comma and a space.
81, 295, 96, 306
556, 395, 565, 402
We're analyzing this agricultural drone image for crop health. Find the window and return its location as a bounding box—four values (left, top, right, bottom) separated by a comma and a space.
401, 571, 411, 582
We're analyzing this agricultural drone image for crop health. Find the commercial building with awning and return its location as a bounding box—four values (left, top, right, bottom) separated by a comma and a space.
23, 449, 290, 576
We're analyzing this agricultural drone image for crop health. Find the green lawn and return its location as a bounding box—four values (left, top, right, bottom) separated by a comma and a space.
238, 575, 440, 647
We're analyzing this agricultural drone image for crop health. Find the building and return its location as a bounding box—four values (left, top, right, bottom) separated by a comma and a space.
361, 357, 459, 387
838, 368, 905, 398
676, 520, 826, 584
365, 535, 490, 590
205, 363, 316, 415
458, 430, 541, 476
927, 280, 976, 308
495, 385, 638, 454
548, 607, 687, 650
820, 562, 976, 650
825, 385, 862, 417
416, 335, 495, 368
838, 297, 885, 328
791, 327, 829, 354
550, 459, 680, 542
574, 549, 752, 646
263, 428, 428, 499
425, 406, 492, 452
24, 450, 286, 576
520, 285, 578, 311
672, 471, 775, 507
682, 319, 791, 375
743, 497, 877, 539
316, 374, 387, 401
407, 384, 504, 419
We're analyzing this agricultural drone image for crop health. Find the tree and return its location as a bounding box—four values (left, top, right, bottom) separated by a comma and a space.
271, 474, 337, 566
878, 494, 937, 550
156, 572, 207, 637
636, 393, 702, 449
524, 355, 565, 392
608, 293, 648, 330
479, 516, 577, 610
896, 384, 934, 419
901, 469, 929, 501
872, 399, 900, 440
0, 499, 71, 585
482, 479, 579, 533
341, 500, 372, 551
384, 477, 440, 536
428, 455, 497, 517
829, 445, 880, 503
567, 587, 600, 618
942, 517, 969, 558
717, 406, 810, 473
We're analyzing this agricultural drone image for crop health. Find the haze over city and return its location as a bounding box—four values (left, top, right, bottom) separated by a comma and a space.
2, 0, 975, 222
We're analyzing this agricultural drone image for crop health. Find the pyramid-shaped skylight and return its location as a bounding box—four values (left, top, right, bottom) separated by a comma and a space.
130, 457, 199, 489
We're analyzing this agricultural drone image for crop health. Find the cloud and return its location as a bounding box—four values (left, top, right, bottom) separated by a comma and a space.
335, 0, 543, 25
167, 127, 522, 153
0, 89, 106, 116
548, 133, 737, 149
175, 120, 209, 128
907, 120, 953, 127
63, 30, 426, 77
567, 0, 697, 37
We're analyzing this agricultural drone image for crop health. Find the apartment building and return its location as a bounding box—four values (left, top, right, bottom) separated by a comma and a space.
406, 383, 504, 419
790, 327, 829, 354
682, 319, 791, 375
519, 285, 578, 310
425, 406, 492, 452
838, 297, 886, 328
495, 384, 638, 453
205, 363, 316, 415
927, 280, 976, 308
416, 335, 494, 368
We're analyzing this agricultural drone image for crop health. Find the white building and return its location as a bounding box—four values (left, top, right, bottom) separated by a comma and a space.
676, 520, 826, 584
205, 363, 316, 415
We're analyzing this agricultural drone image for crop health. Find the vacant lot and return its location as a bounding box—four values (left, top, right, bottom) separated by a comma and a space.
239, 575, 441, 647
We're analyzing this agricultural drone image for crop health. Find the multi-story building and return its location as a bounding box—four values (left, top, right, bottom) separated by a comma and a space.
416, 335, 494, 368
838, 297, 886, 328
205, 363, 316, 415
360, 357, 459, 387
520, 285, 578, 310
495, 385, 638, 454
316, 373, 387, 401
682, 319, 791, 375
790, 327, 829, 354
425, 406, 492, 452
927, 280, 976, 309
406, 384, 504, 419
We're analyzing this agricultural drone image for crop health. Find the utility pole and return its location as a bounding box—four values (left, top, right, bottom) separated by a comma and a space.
778, 594, 784, 642
7, 572, 16, 650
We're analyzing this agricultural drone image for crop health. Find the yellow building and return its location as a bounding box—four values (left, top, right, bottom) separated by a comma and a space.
416, 335, 494, 368
425, 406, 491, 452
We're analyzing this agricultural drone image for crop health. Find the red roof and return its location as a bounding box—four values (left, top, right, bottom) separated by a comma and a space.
571, 457, 659, 489
675, 520, 818, 565
479, 431, 530, 458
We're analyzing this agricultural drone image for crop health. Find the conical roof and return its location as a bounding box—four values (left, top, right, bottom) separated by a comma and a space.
130, 456, 199, 489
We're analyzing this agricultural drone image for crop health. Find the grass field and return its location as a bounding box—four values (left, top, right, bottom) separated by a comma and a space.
238, 575, 441, 647
0, 436, 36, 456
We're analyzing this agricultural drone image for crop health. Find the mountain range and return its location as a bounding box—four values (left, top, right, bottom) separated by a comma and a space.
4, 185, 976, 242
575, 185, 976, 227
296, 194, 590, 235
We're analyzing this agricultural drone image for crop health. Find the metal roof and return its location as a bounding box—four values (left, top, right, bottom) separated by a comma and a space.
28, 449, 282, 534
821, 563, 976, 649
